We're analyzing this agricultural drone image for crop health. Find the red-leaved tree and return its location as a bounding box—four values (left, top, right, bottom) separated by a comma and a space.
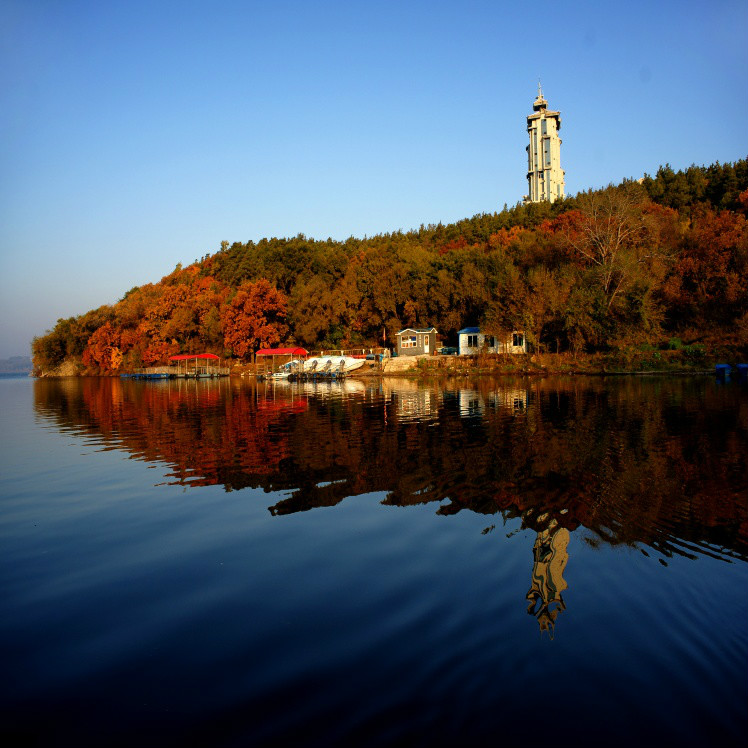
222, 279, 288, 358
82, 322, 123, 372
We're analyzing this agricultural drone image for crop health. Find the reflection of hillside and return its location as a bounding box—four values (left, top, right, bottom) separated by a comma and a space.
34, 378, 305, 487
33, 377, 748, 559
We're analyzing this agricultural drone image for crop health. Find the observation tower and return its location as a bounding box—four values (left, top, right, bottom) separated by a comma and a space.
524, 83, 565, 203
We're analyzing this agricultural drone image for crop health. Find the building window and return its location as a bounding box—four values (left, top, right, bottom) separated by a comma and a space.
541, 119, 547, 135
467, 334, 478, 348
401, 336, 417, 348
513, 333, 524, 348
486, 336, 496, 348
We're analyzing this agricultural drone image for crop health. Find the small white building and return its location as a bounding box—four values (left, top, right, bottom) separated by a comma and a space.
458, 327, 527, 355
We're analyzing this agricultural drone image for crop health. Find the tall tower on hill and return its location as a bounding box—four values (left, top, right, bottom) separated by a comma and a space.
524, 83, 565, 203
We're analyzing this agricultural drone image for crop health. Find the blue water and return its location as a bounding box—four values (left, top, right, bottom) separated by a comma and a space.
1, 376, 746, 746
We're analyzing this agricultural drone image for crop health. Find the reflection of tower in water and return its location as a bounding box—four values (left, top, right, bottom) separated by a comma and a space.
526, 522, 570, 637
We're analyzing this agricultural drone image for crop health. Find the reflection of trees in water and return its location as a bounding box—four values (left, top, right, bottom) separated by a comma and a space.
34, 378, 303, 486
33, 376, 748, 561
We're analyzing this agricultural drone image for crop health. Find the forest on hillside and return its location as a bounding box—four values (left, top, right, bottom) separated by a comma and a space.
32, 159, 748, 374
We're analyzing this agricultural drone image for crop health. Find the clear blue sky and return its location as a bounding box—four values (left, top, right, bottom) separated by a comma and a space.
1, 0, 746, 358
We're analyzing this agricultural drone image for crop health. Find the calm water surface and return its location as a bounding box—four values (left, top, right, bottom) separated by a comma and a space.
1, 375, 746, 747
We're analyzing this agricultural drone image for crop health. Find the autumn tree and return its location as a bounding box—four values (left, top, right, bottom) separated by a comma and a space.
520, 266, 572, 352
82, 322, 124, 372
564, 185, 667, 314
222, 279, 288, 358
482, 263, 524, 348
288, 274, 361, 348
663, 205, 748, 340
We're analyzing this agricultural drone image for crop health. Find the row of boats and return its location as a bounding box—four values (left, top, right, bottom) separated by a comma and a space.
270, 356, 366, 381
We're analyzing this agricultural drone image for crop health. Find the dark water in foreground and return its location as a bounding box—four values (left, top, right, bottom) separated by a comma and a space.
1, 375, 746, 747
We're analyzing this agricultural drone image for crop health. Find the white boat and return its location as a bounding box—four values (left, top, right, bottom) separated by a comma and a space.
341, 356, 366, 372
271, 359, 303, 380
270, 356, 366, 379
305, 356, 365, 373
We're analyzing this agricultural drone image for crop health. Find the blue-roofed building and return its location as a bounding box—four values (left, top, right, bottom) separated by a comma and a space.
458, 328, 527, 355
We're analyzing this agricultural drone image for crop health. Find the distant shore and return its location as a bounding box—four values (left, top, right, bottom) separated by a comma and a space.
0, 356, 32, 376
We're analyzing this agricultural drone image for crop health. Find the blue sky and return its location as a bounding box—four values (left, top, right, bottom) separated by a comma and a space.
1, 0, 746, 358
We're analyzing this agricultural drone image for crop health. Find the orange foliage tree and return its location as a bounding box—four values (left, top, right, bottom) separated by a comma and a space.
664, 205, 748, 336
82, 322, 124, 372
222, 279, 289, 358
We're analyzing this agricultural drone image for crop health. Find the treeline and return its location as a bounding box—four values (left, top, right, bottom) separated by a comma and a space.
32, 159, 748, 373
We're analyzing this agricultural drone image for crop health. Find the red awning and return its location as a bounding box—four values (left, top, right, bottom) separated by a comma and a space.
169, 353, 220, 361
255, 347, 308, 357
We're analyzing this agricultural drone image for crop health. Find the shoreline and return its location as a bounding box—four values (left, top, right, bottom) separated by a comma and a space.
31, 367, 720, 379
31, 350, 743, 380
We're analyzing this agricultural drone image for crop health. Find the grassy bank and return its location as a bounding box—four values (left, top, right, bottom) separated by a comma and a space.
383, 346, 733, 378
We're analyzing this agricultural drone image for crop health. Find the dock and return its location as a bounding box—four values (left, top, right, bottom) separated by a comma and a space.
120, 354, 230, 380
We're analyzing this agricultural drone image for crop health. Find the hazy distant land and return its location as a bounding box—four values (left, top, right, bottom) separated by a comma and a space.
0, 356, 32, 375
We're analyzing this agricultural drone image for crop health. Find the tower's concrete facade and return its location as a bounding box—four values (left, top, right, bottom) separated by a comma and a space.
524, 84, 565, 203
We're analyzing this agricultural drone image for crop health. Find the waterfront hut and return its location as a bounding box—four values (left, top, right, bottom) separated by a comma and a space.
168, 353, 225, 378
395, 328, 438, 357
458, 328, 528, 355
256, 347, 308, 376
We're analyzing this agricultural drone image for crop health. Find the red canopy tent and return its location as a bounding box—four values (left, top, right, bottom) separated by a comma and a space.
168, 353, 222, 377
169, 353, 220, 361
255, 348, 308, 376
255, 348, 308, 357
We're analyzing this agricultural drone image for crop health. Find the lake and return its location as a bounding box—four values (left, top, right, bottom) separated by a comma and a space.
1, 374, 746, 747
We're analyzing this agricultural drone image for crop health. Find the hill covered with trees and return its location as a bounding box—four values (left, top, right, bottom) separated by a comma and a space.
32, 159, 748, 374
